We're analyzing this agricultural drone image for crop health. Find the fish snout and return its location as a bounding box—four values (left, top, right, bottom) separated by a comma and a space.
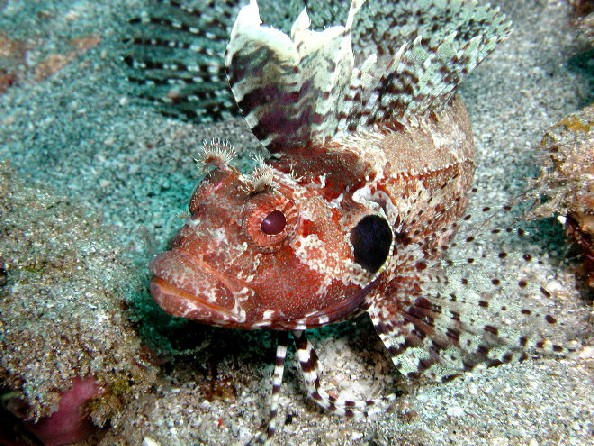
149, 250, 247, 326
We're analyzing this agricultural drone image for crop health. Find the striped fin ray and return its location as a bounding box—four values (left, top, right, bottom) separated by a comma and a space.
293, 330, 398, 417
250, 331, 290, 446
251, 329, 397, 444
225, 0, 364, 151
351, 0, 512, 63
350, 34, 485, 128
123, 0, 241, 121
224, 0, 511, 147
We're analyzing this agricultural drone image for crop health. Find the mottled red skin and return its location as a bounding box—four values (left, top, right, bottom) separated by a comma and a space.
150, 163, 370, 329
150, 95, 475, 331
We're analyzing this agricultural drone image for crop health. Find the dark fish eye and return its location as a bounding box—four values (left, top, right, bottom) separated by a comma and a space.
261, 210, 287, 235
351, 215, 392, 274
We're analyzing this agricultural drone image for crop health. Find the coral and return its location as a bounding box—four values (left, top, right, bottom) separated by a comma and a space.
570, 0, 594, 18
569, 0, 594, 43
25, 377, 103, 446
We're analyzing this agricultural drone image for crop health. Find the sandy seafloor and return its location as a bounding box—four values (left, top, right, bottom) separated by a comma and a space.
0, 0, 593, 445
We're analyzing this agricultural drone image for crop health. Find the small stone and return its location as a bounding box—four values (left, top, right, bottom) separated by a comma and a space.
35, 54, 70, 81
492, 437, 509, 446
0, 32, 25, 59
142, 437, 161, 446
0, 70, 17, 93
65, 10, 81, 20
446, 405, 465, 417
578, 345, 594, 359
351, 431, 363, 440
69, 35, 101, 52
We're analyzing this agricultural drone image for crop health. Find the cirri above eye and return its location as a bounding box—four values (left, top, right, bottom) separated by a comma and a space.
261, 210, 287, 235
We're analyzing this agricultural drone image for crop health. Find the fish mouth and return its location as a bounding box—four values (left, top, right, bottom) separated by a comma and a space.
149, 250, 247, 326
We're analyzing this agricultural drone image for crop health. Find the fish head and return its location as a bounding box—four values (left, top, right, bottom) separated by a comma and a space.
150, 156, 388, 330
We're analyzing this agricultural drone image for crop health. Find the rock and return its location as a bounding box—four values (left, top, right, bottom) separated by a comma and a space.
528, 104, 594, 288
0, 161, 158, 438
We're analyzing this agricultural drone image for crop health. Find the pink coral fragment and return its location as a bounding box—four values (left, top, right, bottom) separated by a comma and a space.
26, 377, 103, 446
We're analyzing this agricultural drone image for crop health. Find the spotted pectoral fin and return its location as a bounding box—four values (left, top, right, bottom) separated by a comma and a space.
225, 0, 364, 151
370, 297, 520, 382
369, 266, 568, 382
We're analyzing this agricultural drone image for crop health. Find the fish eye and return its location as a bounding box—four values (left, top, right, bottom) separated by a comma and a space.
242, 192, 299, 252
261, 210, 287, 235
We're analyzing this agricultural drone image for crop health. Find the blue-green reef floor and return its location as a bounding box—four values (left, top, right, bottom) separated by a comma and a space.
0, 1, 593, 445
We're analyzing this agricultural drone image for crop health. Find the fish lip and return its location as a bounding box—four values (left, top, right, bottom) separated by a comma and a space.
149, 251, 248, 325
149, 277, 238, 325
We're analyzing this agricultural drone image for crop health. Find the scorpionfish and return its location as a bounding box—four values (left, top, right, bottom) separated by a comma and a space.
137, 0, 567, 440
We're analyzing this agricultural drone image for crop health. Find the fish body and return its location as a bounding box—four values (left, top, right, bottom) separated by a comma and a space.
150, 94, 475, 330
140, 0, 566, 440
149, 0, 488, 332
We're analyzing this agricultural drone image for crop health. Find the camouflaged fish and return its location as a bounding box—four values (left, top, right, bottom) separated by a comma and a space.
136, 0, 567, 442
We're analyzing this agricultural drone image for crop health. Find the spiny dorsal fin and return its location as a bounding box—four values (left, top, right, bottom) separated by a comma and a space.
351, 32, 493, 129
352, 0, 511, 62
330, 0, 512, 130
225, 0, 511, 149
225, 0, 364, 152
